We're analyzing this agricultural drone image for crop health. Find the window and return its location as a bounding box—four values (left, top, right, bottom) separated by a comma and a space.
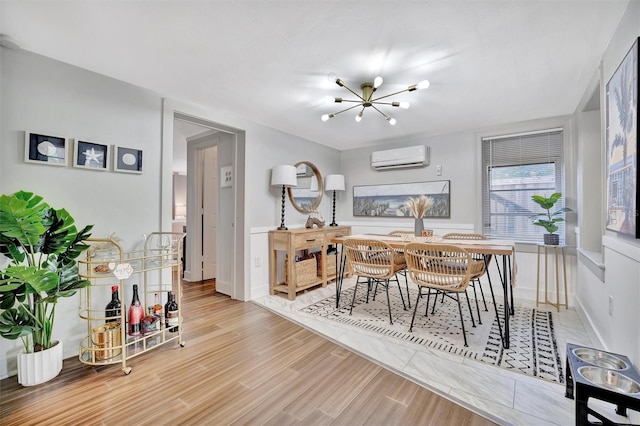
482, 129, 567, 242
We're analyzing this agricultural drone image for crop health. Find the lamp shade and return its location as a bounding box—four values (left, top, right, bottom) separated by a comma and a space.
325, 174, 345, 191
271, 165, 297, 187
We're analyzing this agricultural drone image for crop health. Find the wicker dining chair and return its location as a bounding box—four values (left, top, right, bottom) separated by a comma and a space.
404, 243, 485, 347
442, 233, 490, 324
386, 230, 414, 308
343, 238, 408, 325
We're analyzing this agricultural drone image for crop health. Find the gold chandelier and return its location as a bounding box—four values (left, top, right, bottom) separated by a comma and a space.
321, 74, 430, 125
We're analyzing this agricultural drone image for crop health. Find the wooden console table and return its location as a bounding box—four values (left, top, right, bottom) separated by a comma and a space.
269, 225, 351, 300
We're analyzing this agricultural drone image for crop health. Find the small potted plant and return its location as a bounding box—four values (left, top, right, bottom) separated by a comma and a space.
530, 192, 572, 245
0, 190, 93, 385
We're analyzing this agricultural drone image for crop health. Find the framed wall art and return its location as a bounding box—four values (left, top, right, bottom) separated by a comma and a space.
73, 139, 110, 170
113, 146, 143, 174
353, 180, 450, 218
24, 131, 68, 166
606, 37, 639, 238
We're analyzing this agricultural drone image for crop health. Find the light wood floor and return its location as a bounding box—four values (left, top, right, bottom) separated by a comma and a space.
0, 280, 497, 425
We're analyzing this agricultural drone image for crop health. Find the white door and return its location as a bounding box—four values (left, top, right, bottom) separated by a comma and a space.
202, 145, 217, 279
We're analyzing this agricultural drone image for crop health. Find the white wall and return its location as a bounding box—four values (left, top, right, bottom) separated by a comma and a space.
0, 48, 339, 378
574, 0, 640, 371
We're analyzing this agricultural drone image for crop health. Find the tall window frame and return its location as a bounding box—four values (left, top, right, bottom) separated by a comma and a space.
481, 128, 567, 243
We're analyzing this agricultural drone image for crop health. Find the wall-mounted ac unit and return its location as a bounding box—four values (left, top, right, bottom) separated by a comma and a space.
371, 145, 429, 170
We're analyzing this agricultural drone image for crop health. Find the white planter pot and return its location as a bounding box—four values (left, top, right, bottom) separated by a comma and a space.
17, 340, 63, 386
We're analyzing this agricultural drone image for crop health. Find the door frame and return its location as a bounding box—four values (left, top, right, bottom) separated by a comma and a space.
161, 98, 247, 300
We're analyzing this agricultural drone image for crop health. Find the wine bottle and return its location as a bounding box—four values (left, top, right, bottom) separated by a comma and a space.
153, 293, 163, 328
105, 285, 121, 323
164, 291, 179, 333
128, 284, 144, 336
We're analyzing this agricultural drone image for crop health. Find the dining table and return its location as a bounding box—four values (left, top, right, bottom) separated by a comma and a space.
329, 234, 517, 349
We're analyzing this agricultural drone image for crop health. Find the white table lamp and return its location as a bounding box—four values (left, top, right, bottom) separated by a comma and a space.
325, 174, 345, 226
271, 165, 297, 230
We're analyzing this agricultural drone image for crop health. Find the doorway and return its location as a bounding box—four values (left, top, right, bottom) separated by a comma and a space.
162, 100, 246, 301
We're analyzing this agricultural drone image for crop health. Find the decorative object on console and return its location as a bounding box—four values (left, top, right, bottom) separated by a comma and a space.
271, 164, 297, 230
325, 174, 345, 226
353, 180, 450, 218
605, 37, 639, 239
321, 73, 429, 125
530, 192, 572, 245
305, 210, 325, 228
405, 195, 434, 236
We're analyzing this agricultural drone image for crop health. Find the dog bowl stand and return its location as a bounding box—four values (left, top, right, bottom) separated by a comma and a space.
565, 343, 640, 425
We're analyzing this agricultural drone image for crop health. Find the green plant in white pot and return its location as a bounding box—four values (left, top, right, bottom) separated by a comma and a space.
530, 192, 572, 245
0, 191, 93, 385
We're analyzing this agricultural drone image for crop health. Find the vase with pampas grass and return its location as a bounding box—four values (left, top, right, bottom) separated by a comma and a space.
405, 195, 434, 236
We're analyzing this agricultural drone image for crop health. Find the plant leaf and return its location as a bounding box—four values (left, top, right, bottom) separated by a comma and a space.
0, 307, 37, 340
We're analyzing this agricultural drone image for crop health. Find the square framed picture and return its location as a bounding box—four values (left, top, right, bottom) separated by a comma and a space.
24, 131, 68, 166
73, 139, 110, 170
220, 165, 232, 188
113, 146, 143, 174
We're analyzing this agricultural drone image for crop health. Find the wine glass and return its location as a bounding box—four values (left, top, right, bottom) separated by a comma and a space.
157, 235, 171, 262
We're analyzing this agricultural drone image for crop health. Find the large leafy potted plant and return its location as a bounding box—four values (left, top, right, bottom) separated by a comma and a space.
530, 192, 572, 245
0, 191, 93, 385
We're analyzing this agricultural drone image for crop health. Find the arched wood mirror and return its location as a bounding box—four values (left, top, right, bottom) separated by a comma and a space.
287, 161, 323, 213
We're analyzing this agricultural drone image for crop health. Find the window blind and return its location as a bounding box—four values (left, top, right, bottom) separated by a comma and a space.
481, 129, 566, 242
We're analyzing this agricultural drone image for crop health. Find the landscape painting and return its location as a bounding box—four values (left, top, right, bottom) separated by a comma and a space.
353, 180, 450, 218
606, 37, 638, 238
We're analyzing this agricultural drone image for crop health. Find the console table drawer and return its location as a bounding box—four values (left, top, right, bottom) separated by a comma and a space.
294, 233, 324, 249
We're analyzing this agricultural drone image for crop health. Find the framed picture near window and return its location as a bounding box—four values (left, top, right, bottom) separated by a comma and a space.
606, 37, 639, 238
353, 180, 450, 218
24, 131, 68, 166
73, 139, 110, 170
113, 146, 143, 174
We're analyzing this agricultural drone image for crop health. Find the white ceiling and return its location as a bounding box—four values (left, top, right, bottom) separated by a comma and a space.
0, 1, 629, 151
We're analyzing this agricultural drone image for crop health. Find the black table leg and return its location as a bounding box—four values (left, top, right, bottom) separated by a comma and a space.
335, 246, 346, 308
502, 254, 510, 348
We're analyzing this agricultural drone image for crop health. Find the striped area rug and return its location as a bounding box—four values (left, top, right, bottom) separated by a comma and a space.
300, 284, 564, 383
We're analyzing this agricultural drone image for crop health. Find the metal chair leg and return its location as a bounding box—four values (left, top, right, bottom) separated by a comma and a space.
477, 279, 488, 311
456, 293, 468, 347
349, 276, 362, 315
385, 279, 393, 325
484, 263, 504, 342
471, 282, 482, 325
393, 274, 407, 310
409, 286, 423, 332
465, 291, 476, 327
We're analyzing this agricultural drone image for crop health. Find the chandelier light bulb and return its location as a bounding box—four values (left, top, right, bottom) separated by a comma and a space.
324, 96, 335, 104
373, 76, 383, 88
399, 101, 410, 109
321, 114, 331, 122
416, 80, 430, 90
355, 111, 363, 122
327, 72, 338, 83
386, 116, 397, 125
